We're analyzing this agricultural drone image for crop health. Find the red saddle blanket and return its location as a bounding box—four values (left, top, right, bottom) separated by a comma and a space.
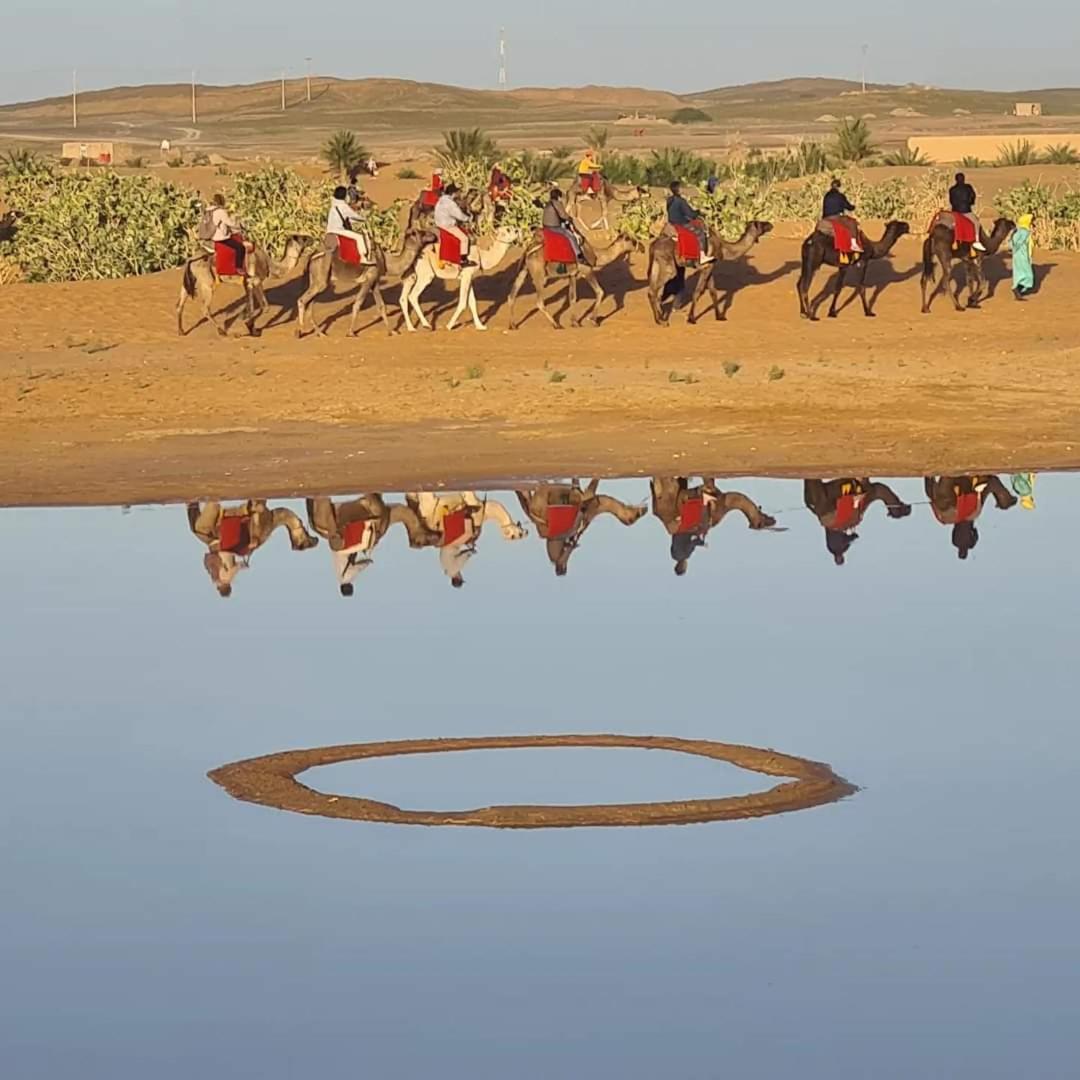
579, 173, 603, 195
830, 220, 856, 255
214, 237, 245, 277
831, 492, 866, 531
441, 507, 470, 547
678, 496, 706, 533
336, 235, 363, 266
341, 519, 371, 550
218, 515, 252, 556
675, 225, 702, 263
952, 213, 978, 245
955, 491, 981, 522
546, 504, 580, 539
543, 228, 578, 264
438, 229, 463, 264
421, 189, 440, 208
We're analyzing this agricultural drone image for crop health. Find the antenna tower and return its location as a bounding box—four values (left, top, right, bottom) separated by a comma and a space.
498, 28, 508, 89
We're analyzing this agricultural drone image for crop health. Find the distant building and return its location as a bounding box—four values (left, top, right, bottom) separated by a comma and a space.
62, 140, 113, 164
1014, 102, 1043, 117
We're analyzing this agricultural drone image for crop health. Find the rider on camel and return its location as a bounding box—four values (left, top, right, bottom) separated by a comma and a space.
208, 193, 253, 276
948, 172, 987, 252
434, 183, 476, 268
542, 187, 587, 263
666, 181, 712, 264
820, 179, 863, 254
326, 186, 371, 263
488, 161, 512, 203
578, 149, 603, 195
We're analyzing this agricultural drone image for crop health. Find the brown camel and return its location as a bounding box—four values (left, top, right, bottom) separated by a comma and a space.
294, 229, 431, 338
176, 235, 309, 337
506, 233, 637, 329
566, 180, 648, 231
924, 475, 1017, 560
803, 479, 911, 566
920, 216, 1015, 314
650, 478, 777, 575
406, 187, 488, 234
515, 480, 646, 576
187, 499, 318, 598
646, 221, 773, 326
797, 220, 911, 320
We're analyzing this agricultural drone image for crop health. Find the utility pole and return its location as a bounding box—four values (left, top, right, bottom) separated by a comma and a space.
281, 70, 286, 111
305, 58, 312, 103
191, 70, 198, 125
861, 44, 869, 94
72, 69, 78, 129
498, 27, 507, 89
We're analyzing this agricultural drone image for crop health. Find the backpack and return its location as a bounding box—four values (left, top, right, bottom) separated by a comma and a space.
196, 207, 217, 242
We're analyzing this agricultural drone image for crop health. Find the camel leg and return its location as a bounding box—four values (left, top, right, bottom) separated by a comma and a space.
577, 267, 606, 326
270, 508, 319, 551
720, 492, 776, 530
944, 255, 965, 312
826, 265, 848, 318
566, 272, 581, 326
967, 261, 984, 308
370, 282, 395, 337
685, 268, 712, 325
586, 495, 647, 527
399, 273, 417, 332
405, 265, 435, 331
707, 273, 726, 321
856, 262, 875, 318
347, 272, 377, 337
797, 244, 819, 320
510, 262, 558, 331
985, 475, 1018, 510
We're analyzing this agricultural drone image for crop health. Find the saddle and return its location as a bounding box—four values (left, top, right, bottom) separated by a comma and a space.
931, 482, 983, 525
579, 172, 603, 196
438, 228, 464, 267
334, 235, 367, 266
340, 519, 371, 550
930, 211, 978, 249
831, 491, 866, 532
545, 503, 580, 539
441, 507, 471, 547
542, 228, 578, 266
677, 496, 707, 533
218, 514, 252, 556
827, 220, 861, 264
213, 236, 246, 277
674, 225, 703, 265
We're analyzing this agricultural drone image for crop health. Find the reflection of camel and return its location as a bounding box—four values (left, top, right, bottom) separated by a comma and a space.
176, 236, 308, 338
405, 491, 528, 588
797, 221, 910, 320
294, 230, 429, 338
306, 495, 438, 596
647, 222, 773, 326
187, 500, 318, 598
399, 226, 518, 332
924, 475, 1017, 560
516, 480, 646, 576
650, 478, 776, 575
920, 216, 1014, 314
804, 479, 911, 566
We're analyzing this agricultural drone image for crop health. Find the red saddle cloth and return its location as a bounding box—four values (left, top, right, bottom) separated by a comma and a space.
438, 229, 463, 264
546, 503, 580, 539
955, 491, 981, 522
441, 507, 470, 547
422, 189, 440, 208
678, 496, 706, 533
543, 228, 578, 264
579, 172, 603, 195
831, 492, 865, 531
218, 515, 252, 556
213, 237, 245, 277
952, 213, 978, 245
336, 235, 363, 266
675, 225, 702, 263
341, 519, 371, 549
830, 220, 855, 255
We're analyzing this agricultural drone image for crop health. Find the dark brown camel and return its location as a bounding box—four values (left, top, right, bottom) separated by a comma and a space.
650, 478, 776, 575
797, 220, 911, 320
647, 221, 773, 326
506, 233, 637, 329
924, 475, 1017, 560
803, 479, 911, 566
406, 187, 488, 234
920, 216, 1015, 314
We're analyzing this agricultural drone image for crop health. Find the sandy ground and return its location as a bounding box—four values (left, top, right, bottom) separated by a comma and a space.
2, 229, 1079, 507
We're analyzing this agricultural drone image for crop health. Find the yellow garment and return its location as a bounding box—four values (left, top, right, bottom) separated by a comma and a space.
578, 153, 600, 175
1018, 213, 1035, 258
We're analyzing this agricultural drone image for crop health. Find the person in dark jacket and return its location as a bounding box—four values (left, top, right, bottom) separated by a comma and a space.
541, 188, 585, 262
666, 181, 712, 263
819, 178, 862, 253
948, 172, 986, 251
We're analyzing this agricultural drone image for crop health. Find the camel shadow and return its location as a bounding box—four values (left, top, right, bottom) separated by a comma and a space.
810, 258, 922, 318
984, 259, 1057, 300
707, 259, 800, 319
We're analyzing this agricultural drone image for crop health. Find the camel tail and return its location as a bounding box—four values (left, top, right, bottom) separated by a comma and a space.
182, 261, 197, 299
922, 236, 935, 282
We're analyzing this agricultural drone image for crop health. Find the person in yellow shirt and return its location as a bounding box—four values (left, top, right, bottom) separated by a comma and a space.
578, 149, 602, 195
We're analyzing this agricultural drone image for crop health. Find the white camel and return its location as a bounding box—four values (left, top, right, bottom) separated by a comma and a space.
398, 226, 518, 332
407, 491, 528, 541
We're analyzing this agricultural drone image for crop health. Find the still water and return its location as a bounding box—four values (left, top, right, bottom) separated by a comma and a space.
2, 474, 1078, 1078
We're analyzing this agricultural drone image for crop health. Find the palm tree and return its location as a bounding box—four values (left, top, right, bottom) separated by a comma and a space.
514, 149, 573, 184
1042, 143, 1080, 165
882, 144, 932, 166
582, 126, 611, 152
322, 130, 367, 179
436, 128, 500, 170
833, 118, 877, 164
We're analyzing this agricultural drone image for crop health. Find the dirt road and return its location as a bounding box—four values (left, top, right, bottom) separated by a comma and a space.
2, 233, 1078, 506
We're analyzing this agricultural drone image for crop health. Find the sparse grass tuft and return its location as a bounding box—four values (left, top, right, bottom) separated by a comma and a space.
397, 167, 421, 180
549, 370, 568, 383
668, 371, 700, 384
465, 364, 484, 380
723, 361, 742, 378
767, 365, 786, 382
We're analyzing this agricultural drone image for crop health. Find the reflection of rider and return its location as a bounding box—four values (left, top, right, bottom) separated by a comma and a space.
804, 479, 911, 566
542, 187, 585, 262
651, 478, 775, 575
925, 475, 1017, 560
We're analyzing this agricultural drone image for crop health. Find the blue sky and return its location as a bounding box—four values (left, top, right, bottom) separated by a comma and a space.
2, 0, 1076, 103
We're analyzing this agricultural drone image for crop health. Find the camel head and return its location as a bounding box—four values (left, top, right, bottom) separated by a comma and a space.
884, 220, 912, 240
492, 225, 519, 246
989, 217, 1016, 249
501, 521, 528, 541
749, 220, 774, 241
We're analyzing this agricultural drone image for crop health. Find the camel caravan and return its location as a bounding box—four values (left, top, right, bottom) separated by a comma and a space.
185, 471, 1023, 597
176, 165, 1026, 338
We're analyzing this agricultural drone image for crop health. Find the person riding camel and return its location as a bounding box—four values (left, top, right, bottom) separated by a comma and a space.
542, 187, 587, 264
488, 162, 512, 203
326, 186, 371, 263
948, 172, 987, 253
924, 476, 1016, 560
578, 149, 603, 196
820, 179, 863, 254
434, 183, 476, 268
666, 181, 712, 264
803, 479, 911, 566
208, 193, 253, 276
346, 166, 365, 207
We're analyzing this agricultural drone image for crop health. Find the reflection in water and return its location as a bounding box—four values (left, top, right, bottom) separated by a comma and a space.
185, 474, 1026, 596
209, 734, 857, 828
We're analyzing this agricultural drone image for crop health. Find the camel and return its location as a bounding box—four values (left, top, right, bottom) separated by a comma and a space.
920, 216, 1015, 314
646, 221, 773, 326
0, 209, 18, 243
406, 186, 489, 234
566, 180, 648, 231
515, 480, 646, 576
803, 479, 911, 566
307, 495, 440, 595
797, 220, 911, 320
405, 491, 529, 587
924, 475, 1017, 560
176, 235, 308, 337
650, 478, 777, 575
187, 500, 318, 598
507, 233, 637, 330
294, 229, 431, 338
399, 225, 518, 332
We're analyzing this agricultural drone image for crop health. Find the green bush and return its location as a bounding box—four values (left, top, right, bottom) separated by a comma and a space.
645, 148, 715, 186
0, 164, 199, 281
512, 149, 573, 184
192, 151, 210, 166
396, 167, 421, 180
435, 128, 499, 189
604, 152, 648, 186
671, 107, 711, 125
1041, 143, 1080, 165
882, 145, 932, 166
833, 118, 877, 164
960, 156, 986, 169
124, 156, 146, 168
996, 140, 1038, 167
323, 130, 367, 178
582, 126, 610, 151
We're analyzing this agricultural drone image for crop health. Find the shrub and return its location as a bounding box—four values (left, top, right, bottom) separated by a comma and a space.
435, 128, 499, 189
1041, 143, 1080, 165
192, 151, 210, 166
882, 145, 932, 167
604, 152, 648, 186
833, 118, 877, 164
615, 194, 664, 245
124, 156, 146, 168
512, 149, 573, 184
2, 149, 43, 176
960, 156, 986, 169
645, 148, 714, 186
671, 107, 711, 125
996, 140, 1038, 167
396, 167, 421, 180
165, 156, 183, 168
323, 130, 367, 178
582, 126, 610, 151
0, 165, 199, 281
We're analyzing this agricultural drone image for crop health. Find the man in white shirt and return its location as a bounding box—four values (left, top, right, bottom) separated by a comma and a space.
208, 193, 252, 276
325, 185, 370, 263
433, 183, 474, 266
